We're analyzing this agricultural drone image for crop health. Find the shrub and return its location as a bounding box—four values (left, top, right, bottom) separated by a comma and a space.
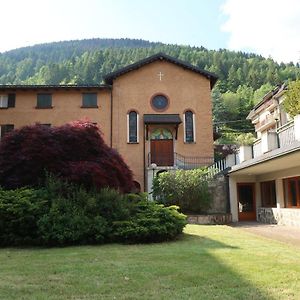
0, 121, 134, 192
0, 176, 186, 246
153, 168, 212, 213
37, 177, 130, 245
37, 201, 109, 246
113, 202, 187, 243
214, 144, 237, 160
0, 187, 49, 246
283, 80, 300, 117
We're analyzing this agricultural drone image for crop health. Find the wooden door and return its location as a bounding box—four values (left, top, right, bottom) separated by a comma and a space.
151, 139, 174, 166
237, 183, 256, 221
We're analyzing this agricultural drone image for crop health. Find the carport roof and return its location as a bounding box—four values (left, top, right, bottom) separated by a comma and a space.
229, 141, 300, 176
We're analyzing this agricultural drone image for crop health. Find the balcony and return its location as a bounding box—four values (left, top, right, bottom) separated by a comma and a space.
277, 121, 295, 148
256, 114, 276, 132
251, 121, 295, 159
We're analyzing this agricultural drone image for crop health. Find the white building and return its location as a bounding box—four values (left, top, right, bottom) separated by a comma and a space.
225, 84, 300, 226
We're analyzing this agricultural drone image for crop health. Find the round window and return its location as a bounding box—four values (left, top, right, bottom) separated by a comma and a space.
151, 95, 169, 111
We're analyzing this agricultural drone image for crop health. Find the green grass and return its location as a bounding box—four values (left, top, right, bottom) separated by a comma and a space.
0, 225, 299, 300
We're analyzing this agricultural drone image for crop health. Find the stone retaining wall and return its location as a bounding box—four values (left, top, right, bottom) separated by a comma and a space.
187, 214, 232, 225
257, 207, 300, 227
208, 173, 229, 214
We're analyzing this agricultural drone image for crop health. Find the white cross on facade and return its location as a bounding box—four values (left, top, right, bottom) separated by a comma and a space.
158, 71, 164, 81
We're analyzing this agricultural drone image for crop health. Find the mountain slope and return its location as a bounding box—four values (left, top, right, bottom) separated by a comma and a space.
0, 38, 299, 135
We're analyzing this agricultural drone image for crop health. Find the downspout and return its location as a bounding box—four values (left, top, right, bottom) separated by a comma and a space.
143, 123, 146, 192
110, 85, 113, 148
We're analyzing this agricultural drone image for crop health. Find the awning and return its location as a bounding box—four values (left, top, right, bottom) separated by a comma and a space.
144, 114, 182, 124
144, 114, 182, 140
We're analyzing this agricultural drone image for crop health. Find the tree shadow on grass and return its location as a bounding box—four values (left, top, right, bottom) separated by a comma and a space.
0, 232, 276, 300
154, 231, 275, 300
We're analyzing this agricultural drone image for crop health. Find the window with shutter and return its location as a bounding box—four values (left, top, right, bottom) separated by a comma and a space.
37, 94, 52, 108
82, 93, 98, 108
8, 94, 16, 107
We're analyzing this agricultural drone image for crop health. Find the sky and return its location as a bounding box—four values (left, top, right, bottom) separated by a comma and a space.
0, 0, 299, 63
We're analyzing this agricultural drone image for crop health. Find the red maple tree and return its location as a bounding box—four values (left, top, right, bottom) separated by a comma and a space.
0, 121, 134, 192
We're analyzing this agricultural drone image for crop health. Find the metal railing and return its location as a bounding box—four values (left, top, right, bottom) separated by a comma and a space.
277, 121, 295, 148
148, 152, 213, 170
175, 153, 213, 170
206, 157, 228, 178
148, 151, 233, 179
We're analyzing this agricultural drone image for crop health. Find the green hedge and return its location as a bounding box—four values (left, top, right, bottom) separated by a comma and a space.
113, 202, 186, 243
0, 188, 49, 245
0, 177, 186, 246
152, 168, 212, 213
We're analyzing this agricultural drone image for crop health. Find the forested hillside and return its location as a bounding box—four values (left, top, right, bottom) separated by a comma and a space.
1, 38, 299, 136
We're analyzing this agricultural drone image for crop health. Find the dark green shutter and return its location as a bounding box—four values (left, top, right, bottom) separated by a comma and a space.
8, 94, 16, 107
82, 93, 97, 107
37, 94, 52, 108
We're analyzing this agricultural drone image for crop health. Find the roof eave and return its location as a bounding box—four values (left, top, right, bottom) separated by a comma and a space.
104, 52, 218, 89
0, 84, 112, 91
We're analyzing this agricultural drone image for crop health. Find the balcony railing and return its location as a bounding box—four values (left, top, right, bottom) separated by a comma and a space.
277, 121, 295, 148
148, 152, 213, 170
252, 138, 262, 158
175, 153, 213, 169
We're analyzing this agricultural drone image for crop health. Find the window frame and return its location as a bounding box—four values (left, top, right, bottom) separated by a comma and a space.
260, 180, 277, 207
127, 111, 139, 144
0, 95, 8, 108
36, 93, 53, 109
284, 176, 300, 208
183, 110, 196, 143
0, 124, 14, 139
82, 93, 98, 108
150, 94, 169, 112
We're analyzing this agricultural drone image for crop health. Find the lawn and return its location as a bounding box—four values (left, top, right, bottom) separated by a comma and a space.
0, 225, 299, 300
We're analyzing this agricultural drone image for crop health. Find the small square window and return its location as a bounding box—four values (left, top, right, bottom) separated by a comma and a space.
37, 94, 52, 108
0, 124, 14, 138
82, 93, 98, 108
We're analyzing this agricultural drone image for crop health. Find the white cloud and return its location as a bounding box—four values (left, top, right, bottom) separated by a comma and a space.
221, 0, 300, 63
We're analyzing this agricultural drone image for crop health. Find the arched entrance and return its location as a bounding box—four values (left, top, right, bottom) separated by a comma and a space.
150, 128, 173, 166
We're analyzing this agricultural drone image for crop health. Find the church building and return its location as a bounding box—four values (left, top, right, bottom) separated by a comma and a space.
0, 53, 218, 191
